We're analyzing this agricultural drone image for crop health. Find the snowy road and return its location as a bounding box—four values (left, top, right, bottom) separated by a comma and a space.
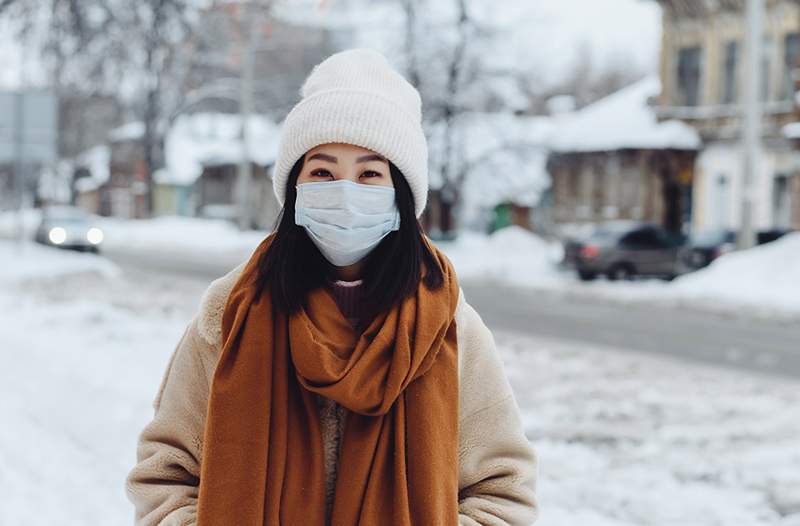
103, 246, 800, 380
465, 283, 800, 380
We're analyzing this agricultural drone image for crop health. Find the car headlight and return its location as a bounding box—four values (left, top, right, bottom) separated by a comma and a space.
86, 227, 104, 245
48, 227, 67, 245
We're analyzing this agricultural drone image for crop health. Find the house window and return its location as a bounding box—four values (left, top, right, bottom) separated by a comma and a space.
773, 174, 791, 228
721, 40, 738, 104
714, 175, 729, 229
783, 33, 800, 100
761, 36, 773, 101
677, 46, 702, 106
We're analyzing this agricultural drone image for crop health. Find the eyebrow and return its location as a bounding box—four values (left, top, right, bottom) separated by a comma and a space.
307, 153, 388, 164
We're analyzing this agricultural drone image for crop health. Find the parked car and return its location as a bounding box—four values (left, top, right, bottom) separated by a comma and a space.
678, 229, 736, 271
679, 227, 793, 271
34, 205, 104, 254
562, 221, 685, 281
756, 228, 793, 245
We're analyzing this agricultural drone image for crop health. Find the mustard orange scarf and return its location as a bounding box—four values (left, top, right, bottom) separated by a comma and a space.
196, 232, 460, 525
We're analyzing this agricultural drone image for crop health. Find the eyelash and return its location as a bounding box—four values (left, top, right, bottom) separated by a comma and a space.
310, 169, 381, 179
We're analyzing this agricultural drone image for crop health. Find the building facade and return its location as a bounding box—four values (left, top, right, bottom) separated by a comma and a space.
654, 0, 800, 231
548, 149, 697, 234
546, 76, 701, 236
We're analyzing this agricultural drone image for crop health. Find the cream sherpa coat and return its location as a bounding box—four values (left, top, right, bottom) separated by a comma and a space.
125, 262, 539, 526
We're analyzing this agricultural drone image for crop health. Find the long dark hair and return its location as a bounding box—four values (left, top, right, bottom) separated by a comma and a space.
255, 153, 445, 328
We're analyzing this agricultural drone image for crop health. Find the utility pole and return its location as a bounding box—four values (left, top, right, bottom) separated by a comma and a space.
740, 0, 764, 250
13, 90, 25, 247
237, 1, 259, 231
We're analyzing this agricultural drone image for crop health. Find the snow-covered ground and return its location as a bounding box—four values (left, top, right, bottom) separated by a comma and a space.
94, 215, 266, 260
1, 238, 799, 525
437, 226, 566, 287
0, 238, 119, 284
0, 241, 203, 526
666, 232, 800, 314
0, 208, 266, 260
504, 332, 800, 526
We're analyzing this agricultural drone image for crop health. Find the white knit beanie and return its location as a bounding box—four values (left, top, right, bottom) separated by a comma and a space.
272, 48, 429, 218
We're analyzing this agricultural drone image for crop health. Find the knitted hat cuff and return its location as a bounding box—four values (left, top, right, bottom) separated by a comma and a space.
273, 89, 429, 218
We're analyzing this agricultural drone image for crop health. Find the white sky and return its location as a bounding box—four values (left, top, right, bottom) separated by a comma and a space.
0, 0, 662, 90
483, 0, 663, 87
547, 0, 662, 78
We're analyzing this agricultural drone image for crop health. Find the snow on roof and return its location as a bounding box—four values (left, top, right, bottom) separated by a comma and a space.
782, 121, 800, 140
163, 112, 281, 186
72, 144, 110, 193
108, 121, 145, 142
548, 75, 701, 153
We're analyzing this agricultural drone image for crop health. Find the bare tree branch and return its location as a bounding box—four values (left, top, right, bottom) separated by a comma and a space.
0, 0, 18, 13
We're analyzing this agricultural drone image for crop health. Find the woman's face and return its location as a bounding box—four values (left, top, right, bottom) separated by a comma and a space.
296, 142, 394, 188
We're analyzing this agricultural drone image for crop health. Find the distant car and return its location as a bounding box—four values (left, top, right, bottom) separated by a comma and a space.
756, 228, 793, 245
679, 227, 793, 271
678, 229, 736, 271
562, 221, 685, 281
34, 206, 104, 254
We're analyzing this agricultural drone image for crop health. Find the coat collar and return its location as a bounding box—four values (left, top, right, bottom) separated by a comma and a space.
196, 261, 247, 347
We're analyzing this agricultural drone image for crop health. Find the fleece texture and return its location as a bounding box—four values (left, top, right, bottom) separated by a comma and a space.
126, 262, 539, 525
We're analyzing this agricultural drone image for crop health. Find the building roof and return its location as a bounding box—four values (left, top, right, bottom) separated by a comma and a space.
72, 144, 111, 193
782, 121, 800, 140
163, 112, 281, 186
108, 121, 145, 142
548, 75, 702, 153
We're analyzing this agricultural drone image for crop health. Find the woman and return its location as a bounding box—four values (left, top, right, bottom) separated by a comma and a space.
126, 48, 538, 526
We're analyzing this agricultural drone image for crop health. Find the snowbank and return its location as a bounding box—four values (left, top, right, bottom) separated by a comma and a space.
0, 239, 119, 285
0, 247, 190, 526
667, 233, 800, 314
94, 215, 266, 259
0, 207, 43, 240
438, 225, 565, 287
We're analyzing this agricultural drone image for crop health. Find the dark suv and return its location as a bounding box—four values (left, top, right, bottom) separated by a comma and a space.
679, 227, 793, 271
563, 222, 685, 281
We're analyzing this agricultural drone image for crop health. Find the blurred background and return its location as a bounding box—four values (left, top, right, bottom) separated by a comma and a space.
1, 0, 799, 525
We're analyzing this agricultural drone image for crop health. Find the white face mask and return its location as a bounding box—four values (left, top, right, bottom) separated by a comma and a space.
295, 179, 401, 266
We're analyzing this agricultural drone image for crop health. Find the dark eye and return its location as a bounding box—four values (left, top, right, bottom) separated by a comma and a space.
361, 171, 382, 178
311, 169, 333, 179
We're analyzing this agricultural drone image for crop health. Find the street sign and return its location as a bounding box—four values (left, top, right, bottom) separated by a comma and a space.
0, 89, 58, 165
